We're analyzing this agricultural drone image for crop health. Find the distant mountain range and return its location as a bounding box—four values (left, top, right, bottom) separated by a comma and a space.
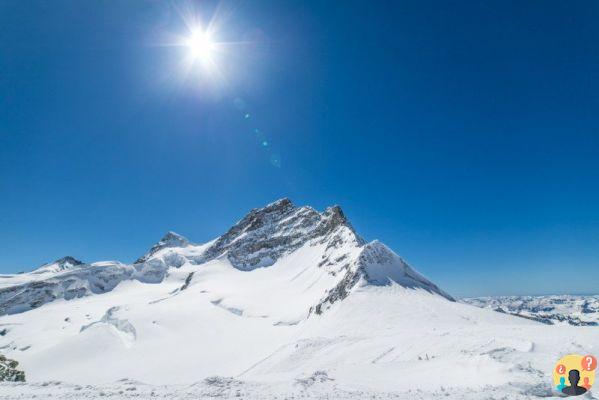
461, 295, 599, 326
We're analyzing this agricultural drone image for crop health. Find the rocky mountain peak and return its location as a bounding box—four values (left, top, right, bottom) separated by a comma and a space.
199, 199, 361, 270
321, 205, 354, 233
32, 256, 84, 274
54, 256, 84, 267
159, 231, 190, 247
135, 231, 190, 264
260, 197, 294, 213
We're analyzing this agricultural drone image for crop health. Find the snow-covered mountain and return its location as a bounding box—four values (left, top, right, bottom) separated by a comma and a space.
0, 198, 451, 318
31, 256, 84, 275
0, 199, 597, 399
461, 295, 599, 326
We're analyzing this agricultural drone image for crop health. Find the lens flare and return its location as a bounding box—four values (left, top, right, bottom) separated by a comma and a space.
186, 30, 215, 61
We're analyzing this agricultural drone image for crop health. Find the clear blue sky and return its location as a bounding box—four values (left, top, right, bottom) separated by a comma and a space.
1, 1, 598, 297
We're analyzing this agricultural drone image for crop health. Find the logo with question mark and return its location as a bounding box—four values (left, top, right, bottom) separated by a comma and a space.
553, 354, 596, 396
583, 355, 598, 372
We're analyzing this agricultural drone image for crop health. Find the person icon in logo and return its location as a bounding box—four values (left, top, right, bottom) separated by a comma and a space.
556, 376, 566, 392
582, 376, 591, 390
561, 369, 587, 396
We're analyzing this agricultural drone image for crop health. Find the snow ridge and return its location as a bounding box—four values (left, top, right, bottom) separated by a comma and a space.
31, 256, 84, 274
135, 231, 190, 264
310, 240, 454, 315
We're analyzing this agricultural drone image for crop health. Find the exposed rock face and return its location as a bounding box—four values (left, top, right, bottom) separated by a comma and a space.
0, 261, 168, 316
198, 198, 363, 270
0, 354, 25, 382
311, 266, 361, 315
0, 263, 134, 315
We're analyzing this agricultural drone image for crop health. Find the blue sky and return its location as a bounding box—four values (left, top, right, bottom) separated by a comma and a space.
1, 1, 598, 297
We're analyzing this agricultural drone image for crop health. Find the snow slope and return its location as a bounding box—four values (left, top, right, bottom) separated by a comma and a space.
0, 199, 597, 399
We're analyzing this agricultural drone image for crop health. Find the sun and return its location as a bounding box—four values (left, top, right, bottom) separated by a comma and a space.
186, 29, 215, 61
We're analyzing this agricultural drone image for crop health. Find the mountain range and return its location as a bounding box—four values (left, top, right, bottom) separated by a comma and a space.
462, 295, 599, 326
0, 199, 597, 399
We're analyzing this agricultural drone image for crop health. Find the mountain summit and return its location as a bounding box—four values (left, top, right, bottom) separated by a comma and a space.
32, 256, 84, 274
198, 198, 362, 270
135, 231, 190, 264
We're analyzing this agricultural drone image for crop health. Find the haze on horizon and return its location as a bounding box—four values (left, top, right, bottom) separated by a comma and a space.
1, 0, 598, 298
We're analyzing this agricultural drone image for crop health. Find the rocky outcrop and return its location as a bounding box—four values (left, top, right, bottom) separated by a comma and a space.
198, 198, 363, 270
0, 354, 25, 382
0, 263, 133, 315
0, 261, 169, 316
310, 266, 362, 315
